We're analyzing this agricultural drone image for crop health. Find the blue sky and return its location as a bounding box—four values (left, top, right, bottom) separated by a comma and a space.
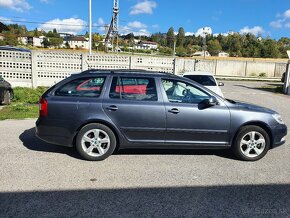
0, 0, 289, 39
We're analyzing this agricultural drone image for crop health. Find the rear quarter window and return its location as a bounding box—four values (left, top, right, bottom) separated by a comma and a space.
55, 77, 106, 97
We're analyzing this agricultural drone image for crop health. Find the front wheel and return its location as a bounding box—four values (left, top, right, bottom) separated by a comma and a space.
76, 123, 116, 161
232, 125, 270, 161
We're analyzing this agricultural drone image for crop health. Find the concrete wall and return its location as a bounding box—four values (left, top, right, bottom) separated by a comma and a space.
246, 62, 276, 77
216, 60, 247, 77
0, 50, 287, 88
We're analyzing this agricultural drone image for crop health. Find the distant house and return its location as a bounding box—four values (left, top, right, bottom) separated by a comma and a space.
192, 51, 211, 57
218, 52, 229, 57
18, 36, 45, 47
59, 33, 73, 38
0, 33, 4, 41
64, 36, 89, 49
135, 41, 158, 50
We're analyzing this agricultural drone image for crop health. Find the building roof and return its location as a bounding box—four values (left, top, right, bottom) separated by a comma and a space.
67, 36, 88, 42
139, 41, 158, 45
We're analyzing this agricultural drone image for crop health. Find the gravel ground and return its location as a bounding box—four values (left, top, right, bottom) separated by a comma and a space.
0, 81, 289, 218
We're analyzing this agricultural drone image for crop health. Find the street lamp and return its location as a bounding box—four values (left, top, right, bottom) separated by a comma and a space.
88, 0, 92, 54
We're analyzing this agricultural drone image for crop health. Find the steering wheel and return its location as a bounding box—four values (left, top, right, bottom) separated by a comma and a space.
182, 89, 196, 103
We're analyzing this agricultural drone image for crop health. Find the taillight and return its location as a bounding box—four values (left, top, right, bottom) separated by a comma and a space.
39, 97, 48, 117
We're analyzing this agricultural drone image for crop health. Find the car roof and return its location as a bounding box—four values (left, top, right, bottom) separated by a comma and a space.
183, 71, 214, 76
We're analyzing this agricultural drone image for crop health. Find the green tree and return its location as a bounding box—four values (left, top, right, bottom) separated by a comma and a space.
260, 39, 280, 58
176, 27, 185, 47
176, 46, 187, 57
3, 32, 18, 46
151, 32, 167, 46
166, 27, 175, 48
42, 38, 50, 48
48, 37, 63, 48
207, 39, 222, 56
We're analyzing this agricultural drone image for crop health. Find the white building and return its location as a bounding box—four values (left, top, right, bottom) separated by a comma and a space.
18, 36, 45, 47
135, 41, 158, 50
64, 36, 89, 49
192, 51, 211, 57
218, 52, 229, 57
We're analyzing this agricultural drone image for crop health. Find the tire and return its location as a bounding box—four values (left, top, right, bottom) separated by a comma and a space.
76, 123, 116, 161
3, 91, 11, 105
232, 125, 270, 161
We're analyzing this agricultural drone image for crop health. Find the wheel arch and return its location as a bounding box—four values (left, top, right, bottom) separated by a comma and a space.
231, 121, 273, 148
72, 119, 122, 151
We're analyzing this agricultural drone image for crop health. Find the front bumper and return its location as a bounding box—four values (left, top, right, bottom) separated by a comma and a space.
271, 124, 287, 148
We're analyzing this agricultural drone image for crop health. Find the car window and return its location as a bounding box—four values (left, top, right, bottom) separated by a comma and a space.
184, 75, 217, 86
55, 77, 105, 97
109, 77, 157, 101
162, 79, 210, 104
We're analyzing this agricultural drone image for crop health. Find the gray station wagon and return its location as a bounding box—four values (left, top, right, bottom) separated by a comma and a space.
36, 70, 287, 161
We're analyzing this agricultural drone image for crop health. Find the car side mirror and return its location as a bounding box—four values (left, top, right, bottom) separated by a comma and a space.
205, 96, 218, 106
218, 82, 224, 86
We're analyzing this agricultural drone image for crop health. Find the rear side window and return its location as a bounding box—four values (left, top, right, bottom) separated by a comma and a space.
109, 77, 157, 101
55, 77, 106, 97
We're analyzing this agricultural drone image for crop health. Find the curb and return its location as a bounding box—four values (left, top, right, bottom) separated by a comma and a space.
215, 76, 282, 82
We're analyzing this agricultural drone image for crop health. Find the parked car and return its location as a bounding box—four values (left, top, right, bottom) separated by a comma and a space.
183, 71, 224, 97
36, 70, 287, 161
0, 76, 13, 105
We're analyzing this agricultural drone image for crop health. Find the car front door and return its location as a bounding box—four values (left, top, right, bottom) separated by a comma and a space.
161, 78, 230, 146
102, 76, 166, 144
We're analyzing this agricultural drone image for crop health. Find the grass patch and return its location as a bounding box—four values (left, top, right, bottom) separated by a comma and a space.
0, 103, 39, 120
13, 87, 48, 104
0, 86, 48, 120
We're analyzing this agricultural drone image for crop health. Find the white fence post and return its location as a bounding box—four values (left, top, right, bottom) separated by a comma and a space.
283, 60, 290, 94
82, 53, 88, 71
31, 50, 38, 88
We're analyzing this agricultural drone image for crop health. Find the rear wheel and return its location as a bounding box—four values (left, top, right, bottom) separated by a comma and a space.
232, 125, 270, 161
76, 123, 116, 161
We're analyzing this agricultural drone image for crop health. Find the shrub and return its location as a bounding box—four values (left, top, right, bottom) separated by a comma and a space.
13, 87, 48, 104
259, 72, 267, 78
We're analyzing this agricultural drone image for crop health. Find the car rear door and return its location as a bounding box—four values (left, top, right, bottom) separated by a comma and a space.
102, 75, 166, 144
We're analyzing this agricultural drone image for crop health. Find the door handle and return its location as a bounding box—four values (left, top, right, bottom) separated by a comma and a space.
168, 108, 180, 114
107, 105, 118, 111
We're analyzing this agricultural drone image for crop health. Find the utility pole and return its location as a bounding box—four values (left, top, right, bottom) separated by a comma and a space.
202, 27, 210, 58
105, 0, 119, 52
88, 0, 92, 54
173, 40, 176, 57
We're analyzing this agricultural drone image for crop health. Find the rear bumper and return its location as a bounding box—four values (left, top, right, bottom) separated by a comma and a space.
271, 124, 287, 148
36, 118, 73, 147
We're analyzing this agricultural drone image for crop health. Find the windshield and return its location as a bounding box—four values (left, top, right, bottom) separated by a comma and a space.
184, 75, 217, 86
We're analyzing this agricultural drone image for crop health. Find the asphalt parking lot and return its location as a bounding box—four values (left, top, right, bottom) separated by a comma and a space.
0, 81, 290, 217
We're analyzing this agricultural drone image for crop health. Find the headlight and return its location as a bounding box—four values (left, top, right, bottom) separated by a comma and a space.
272, 114, 285, 124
